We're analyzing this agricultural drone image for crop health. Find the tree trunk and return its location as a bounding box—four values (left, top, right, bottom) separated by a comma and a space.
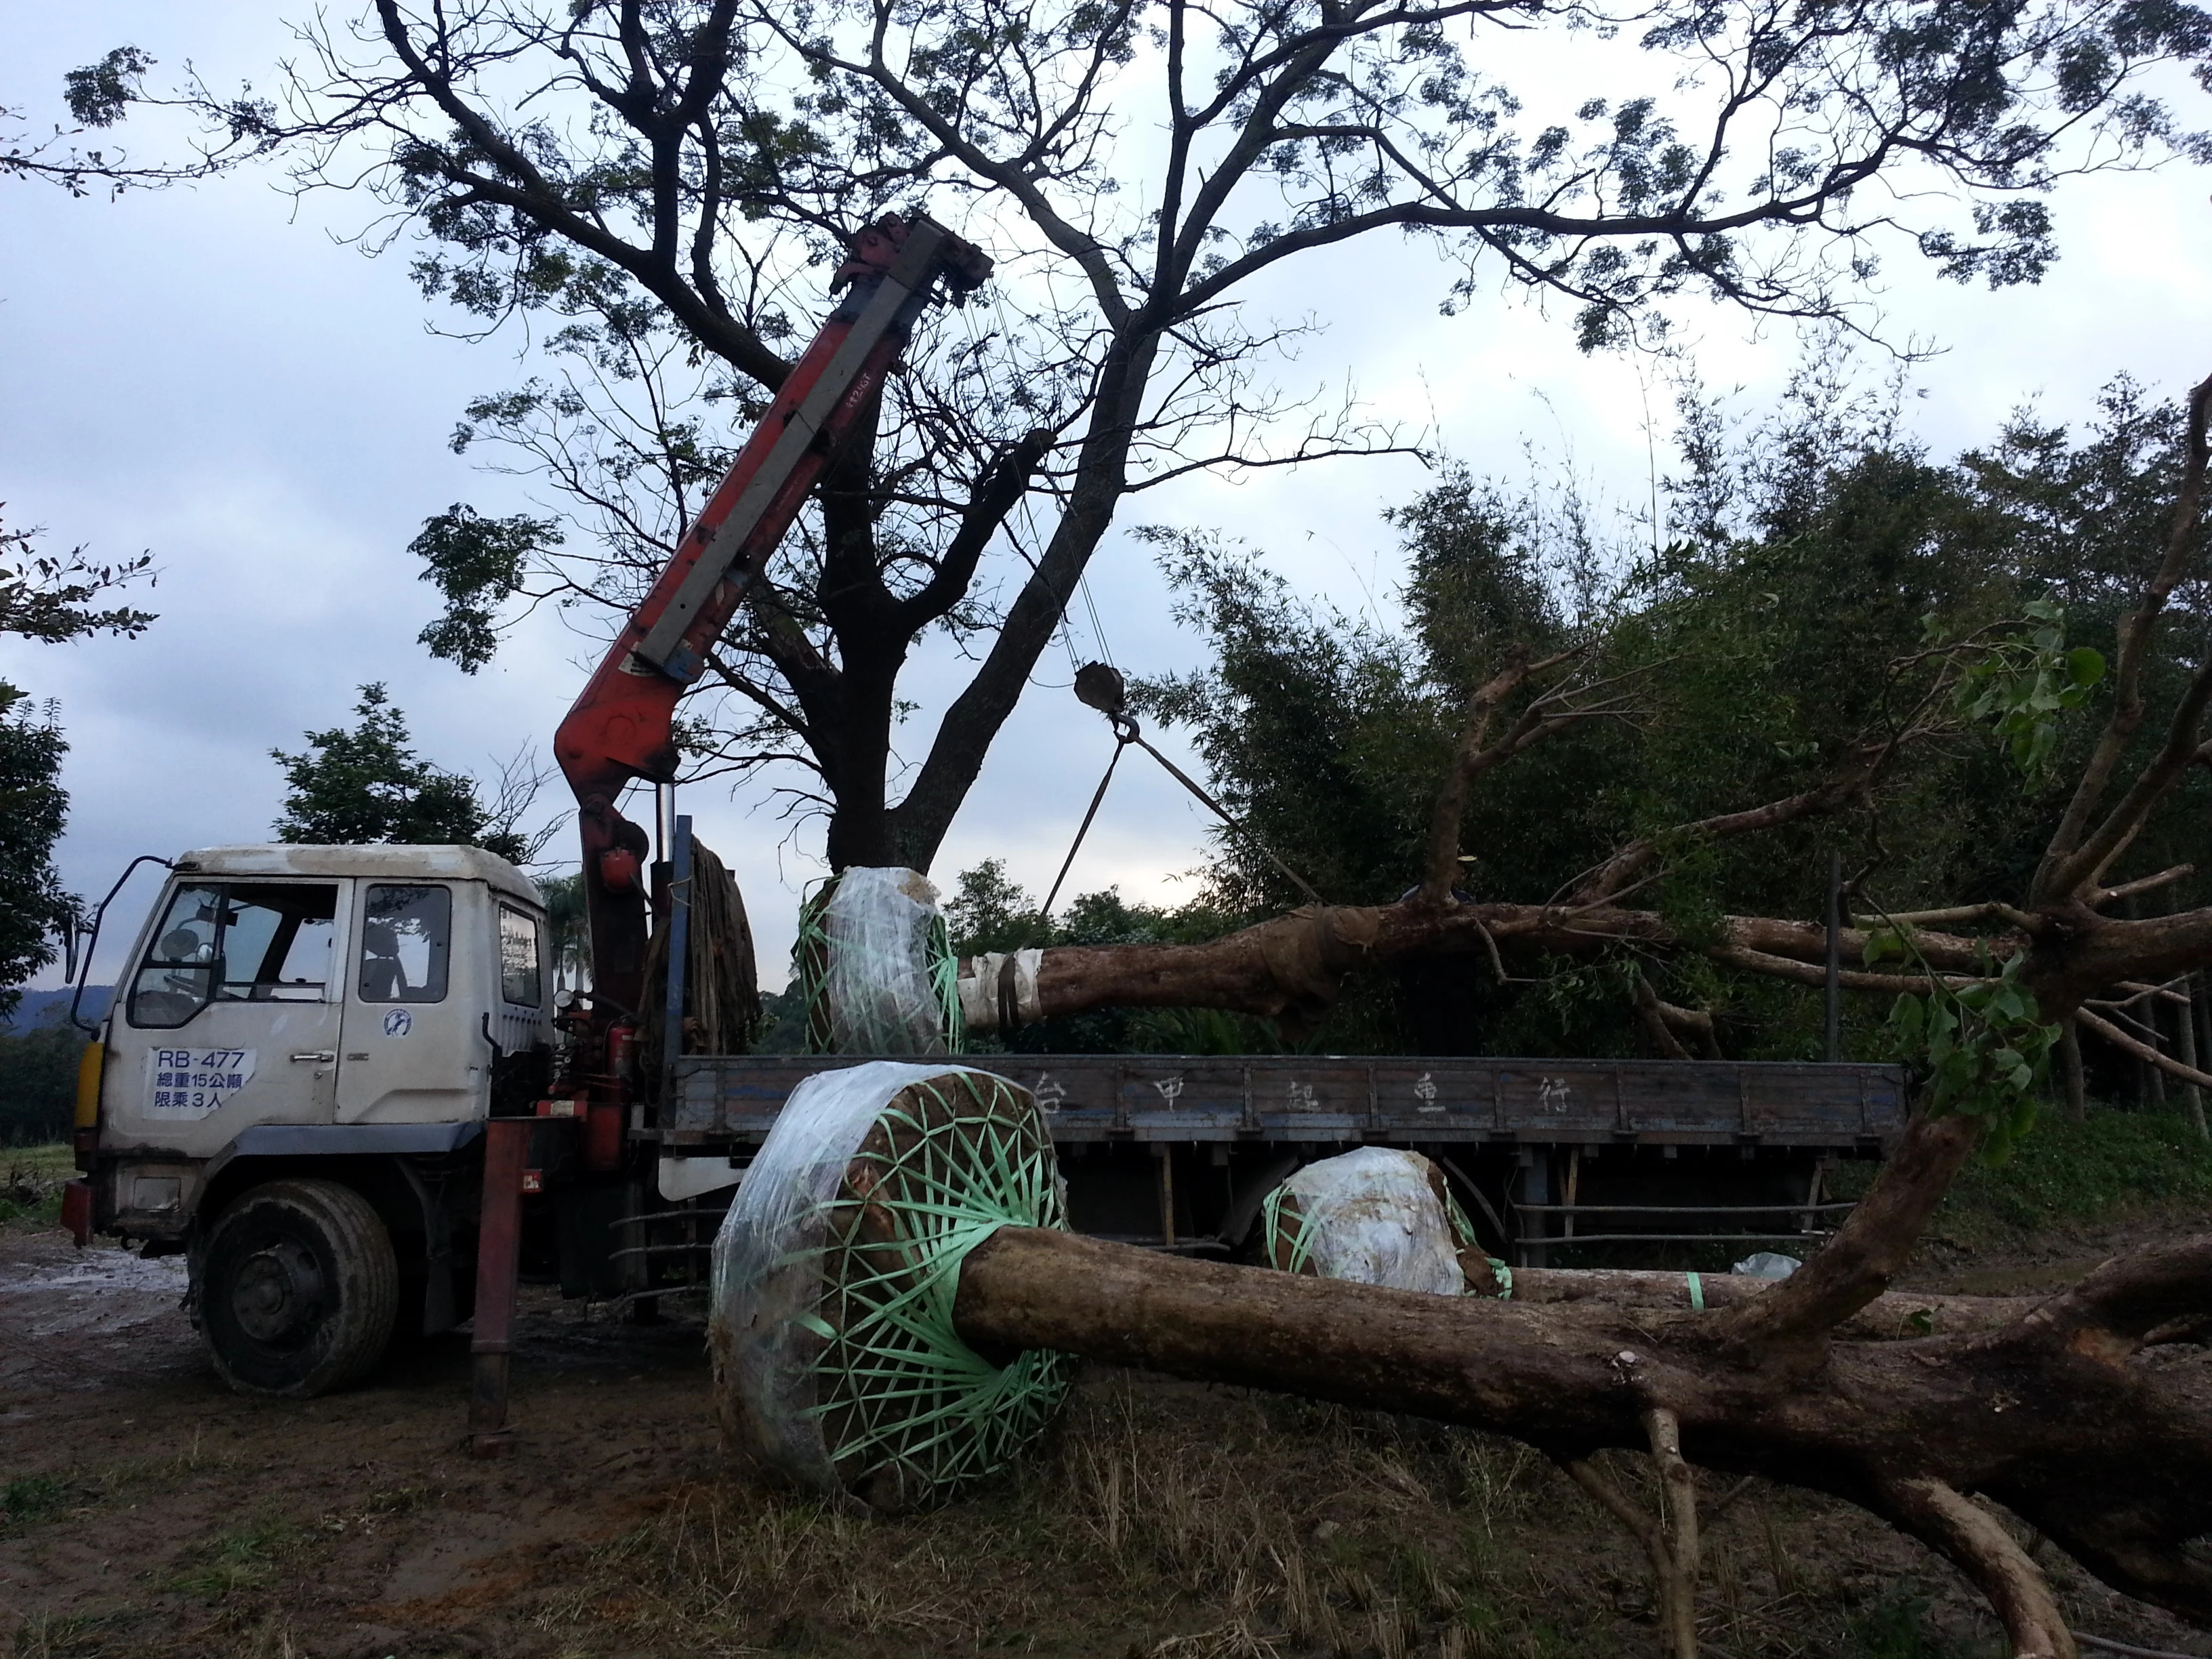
2199, 976, 2212, 1110
958, 897, 2212, 1040
2060, 1023, 2087, 1123
2178, 973, 2207, 1141
951, 1224, 2212, 1633
885, 329, 1165, 874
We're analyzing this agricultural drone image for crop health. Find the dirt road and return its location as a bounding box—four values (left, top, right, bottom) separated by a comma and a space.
4, 1221, 2208, 1659
1, 1227, 720, 1658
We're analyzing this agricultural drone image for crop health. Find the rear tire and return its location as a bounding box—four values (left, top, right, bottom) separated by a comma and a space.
199, 1179, 398, 1398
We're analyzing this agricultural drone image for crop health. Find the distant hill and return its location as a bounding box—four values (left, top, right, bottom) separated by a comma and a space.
1, 986, 111, 1032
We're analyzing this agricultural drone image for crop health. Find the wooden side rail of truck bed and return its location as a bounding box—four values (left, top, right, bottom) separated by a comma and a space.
660, 1052, 1909, 1151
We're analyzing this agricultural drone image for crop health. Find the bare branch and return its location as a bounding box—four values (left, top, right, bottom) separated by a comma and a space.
2074, 1007, 2212, 1092
2089, 865, 2197, 909
1632, 972, 1694, 1061
1572, 745, 1887, 907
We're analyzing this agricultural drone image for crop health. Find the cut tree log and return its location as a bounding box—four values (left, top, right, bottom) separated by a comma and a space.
950, 1223, 2212, 1637
714, 1070, 2212, 1659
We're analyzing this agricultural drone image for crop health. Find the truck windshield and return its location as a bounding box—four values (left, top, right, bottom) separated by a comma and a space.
126, 882, 340, 1029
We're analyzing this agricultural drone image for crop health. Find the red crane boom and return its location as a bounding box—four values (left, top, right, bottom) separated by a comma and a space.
552, 214, 992, 1015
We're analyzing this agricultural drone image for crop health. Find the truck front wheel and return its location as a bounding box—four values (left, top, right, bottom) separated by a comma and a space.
199, 1180, 398, 1398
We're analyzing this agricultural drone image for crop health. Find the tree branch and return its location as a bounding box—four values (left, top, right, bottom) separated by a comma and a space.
1633, 972, 1696, 1061
1877, 1478, 2075, 1659
894, 426, 1057, 632
2074, 1007, 2212, 1092
1571, 745, 1887, 907
1712, 1107, 1983, 1359
371, 0, 791, 390
2036, 371, 2212, 904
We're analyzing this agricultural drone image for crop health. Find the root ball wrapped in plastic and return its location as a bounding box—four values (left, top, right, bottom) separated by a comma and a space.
708, 1061, 1071, 1511
795, 867, 963, 1054
1261, 1146, 1506, 1296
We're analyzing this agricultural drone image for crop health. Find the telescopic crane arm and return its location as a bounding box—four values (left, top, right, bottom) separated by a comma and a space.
552, 214, 993, 1015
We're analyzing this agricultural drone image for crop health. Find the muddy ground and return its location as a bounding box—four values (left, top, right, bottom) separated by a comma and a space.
3, 1216, 2209, 1659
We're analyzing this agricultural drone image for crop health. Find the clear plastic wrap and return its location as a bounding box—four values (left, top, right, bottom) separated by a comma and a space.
1260, 1146, 1469, 1295
796, 867, 962, 1054
1733, 1250, 1803, 1279
956, 947, 1044, 1034
708, 1060, 1069, 1511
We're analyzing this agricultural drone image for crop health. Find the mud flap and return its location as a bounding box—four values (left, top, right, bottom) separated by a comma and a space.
61, 1179, 91, 1247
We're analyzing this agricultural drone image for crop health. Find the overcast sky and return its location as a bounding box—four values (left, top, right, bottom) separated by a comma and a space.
5, 2, 2211, 994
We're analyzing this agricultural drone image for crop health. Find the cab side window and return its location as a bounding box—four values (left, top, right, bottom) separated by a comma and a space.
498, 905, 542, 1007
127, 882, 339, 1029
359, 884, 451, 1004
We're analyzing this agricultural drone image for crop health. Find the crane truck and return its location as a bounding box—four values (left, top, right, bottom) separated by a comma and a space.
60, 214, 1906, 1440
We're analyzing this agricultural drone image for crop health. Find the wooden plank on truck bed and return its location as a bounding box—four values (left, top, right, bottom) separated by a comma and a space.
663, 1054, 1908, 1149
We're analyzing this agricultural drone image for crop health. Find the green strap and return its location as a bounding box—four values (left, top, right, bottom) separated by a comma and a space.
1686, 1271, 1704, 1311
1489, 1258, 1512, 1300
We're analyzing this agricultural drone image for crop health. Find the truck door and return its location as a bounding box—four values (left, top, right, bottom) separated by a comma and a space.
335, 882, 486, 1124
106, 879, 348, 1154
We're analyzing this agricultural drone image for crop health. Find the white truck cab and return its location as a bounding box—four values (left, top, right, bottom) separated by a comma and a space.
79, 845, 554, 1396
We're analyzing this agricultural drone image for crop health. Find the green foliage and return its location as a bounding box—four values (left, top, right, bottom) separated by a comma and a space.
1945, 599, 2104, 775
1866, 933, 2057, 1163
61, 47, 151, 128
0, 705, 76, 1019
1138, 357, 2207, 1061
270, 684, 533, 862
0, 520, 155, 647
408, 503, 562, 673
536, 870, 590, 987
944, 857, 1052, 956
49, 0, 2212, 882
0, 1020, 87, 1146
0, 516, 157, 1017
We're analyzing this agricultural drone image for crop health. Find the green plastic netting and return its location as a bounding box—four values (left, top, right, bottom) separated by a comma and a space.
710, 1062, 1069, 1511
793, 868, 964, 1054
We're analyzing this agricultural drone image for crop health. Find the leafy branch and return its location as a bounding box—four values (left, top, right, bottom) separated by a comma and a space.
1943, 598, 2105, 777
1864, 921, 2058, 1164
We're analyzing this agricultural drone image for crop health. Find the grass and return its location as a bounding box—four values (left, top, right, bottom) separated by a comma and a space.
1, 1141, 72, 1227
9, 1612, 117, 1659
1846, 1587, 1999, 1659
1, 1433, 219, 1544
167, 1519, 302, 1601
501, 1378, 2028, 1659
1829, 1103, 2212, 1244
1, 1473, 73, 1534
1945, 1104, 2212, 1233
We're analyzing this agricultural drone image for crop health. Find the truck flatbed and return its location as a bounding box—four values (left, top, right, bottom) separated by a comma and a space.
664, 1053, 1909, 1150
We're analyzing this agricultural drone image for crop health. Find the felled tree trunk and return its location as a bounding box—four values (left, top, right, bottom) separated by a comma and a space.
958, 897, 2212, 1042
952, 1131, 2212, 1652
